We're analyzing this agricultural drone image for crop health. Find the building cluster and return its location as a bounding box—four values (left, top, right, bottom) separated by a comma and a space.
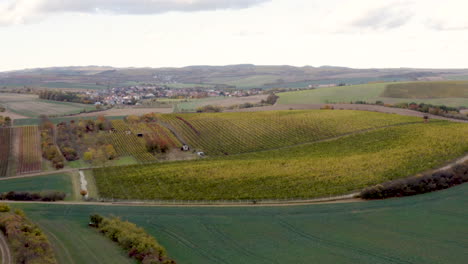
85, 85, 264, 106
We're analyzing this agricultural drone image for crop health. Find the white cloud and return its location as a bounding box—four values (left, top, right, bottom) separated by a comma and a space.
0, 0, 269, 25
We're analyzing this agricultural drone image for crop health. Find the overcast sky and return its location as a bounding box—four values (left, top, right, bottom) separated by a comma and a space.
1, 0, 468, 71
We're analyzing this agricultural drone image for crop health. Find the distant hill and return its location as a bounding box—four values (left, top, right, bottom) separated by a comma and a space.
1, 65, 468, 90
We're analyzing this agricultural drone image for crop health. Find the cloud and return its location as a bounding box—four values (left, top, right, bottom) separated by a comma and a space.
0, 0, 269, 25
351, 3, 413, 30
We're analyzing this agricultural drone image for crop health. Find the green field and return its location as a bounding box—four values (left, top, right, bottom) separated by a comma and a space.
278, 82, 468, 107
12, 183, 468, 264
0, 173, 75, 200
382, 81, 468, 98
93, 121, 468, 201
13, 115, 125, 126
159, 110, 420, 155
38, 82, 108, 90
0, 93, 96, 118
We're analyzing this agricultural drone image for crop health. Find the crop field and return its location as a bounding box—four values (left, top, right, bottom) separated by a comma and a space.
159, 110, 420, 155
13, 115, 126, 126
278, 82, 468, 107
14, 126, 42, 175
0, 93, 96, 118
108, 120, 157, 162
93, 122, 468, 200
13, 184, 468, 264
382, 81, 468, 98
0, 173, 75, 199
0, 128, 11, 176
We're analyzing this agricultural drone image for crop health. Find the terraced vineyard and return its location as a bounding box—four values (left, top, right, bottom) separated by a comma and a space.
15, 126, 42, 174
108, 120, 157, 162
159, 110, 421, 155
126, 121, 181, 148
94, 121, 468, 201
0, 127, 11, 176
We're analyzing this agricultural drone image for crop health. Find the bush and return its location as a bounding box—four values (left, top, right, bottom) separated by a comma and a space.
90, 215, 176, 264
0, 203, 10, 212
361, 160, 468, 199
0, 191, 66, 201
0, 210, 57, 264
196, 105, 223, 113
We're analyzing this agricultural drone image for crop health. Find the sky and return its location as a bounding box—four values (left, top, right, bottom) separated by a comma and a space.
1, 0, 468, 71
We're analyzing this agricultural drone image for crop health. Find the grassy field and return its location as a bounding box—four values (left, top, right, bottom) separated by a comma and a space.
38, 82, 107, 90
0, 173, 75, 200
0, 93, 96, 117
93, 121, 468, 201
12, 183, 468, 264
278, 82, 468, 107
382, 81, 468, 98
13, 115, 126, 126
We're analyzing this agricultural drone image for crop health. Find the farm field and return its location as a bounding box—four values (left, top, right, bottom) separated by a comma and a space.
14, 126, 42, 175
93, 121, 468, 201
0, 93, 96, 118
0, 128, 11, 176
13, 115, 126, 126
13, 183, 468, 264
278, 82, 468, 107
382, 81, 468, 98
0, 173, 75, 200
159, 110, 421, 155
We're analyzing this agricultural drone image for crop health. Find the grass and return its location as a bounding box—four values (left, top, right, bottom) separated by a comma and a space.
0, 93, 96, 118
278, 82, 468, 107
160, 110, 421, 155
11, 183, 468, 264
0, 173, 75, 200
382, 81, 468, 98
38, 82, 107, 90
93, 122, 468, 201
13, 115, 126, 126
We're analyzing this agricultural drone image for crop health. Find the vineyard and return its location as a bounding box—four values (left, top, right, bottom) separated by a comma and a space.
159, 110, 421, 155
93, 121, 468, 200
15, 126, 42, 174
0, 127, 11, 176
108, 120, 157, 162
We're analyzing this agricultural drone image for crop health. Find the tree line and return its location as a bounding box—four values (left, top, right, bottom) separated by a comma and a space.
89, 214, 177, 264
39, 90, 97, 104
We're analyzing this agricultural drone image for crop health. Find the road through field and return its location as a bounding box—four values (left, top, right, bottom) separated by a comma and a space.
0, 232, 12, 264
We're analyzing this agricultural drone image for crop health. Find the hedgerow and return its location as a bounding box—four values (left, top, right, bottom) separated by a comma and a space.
361, 160, 468, 199
89, 214, 176, 264
0, 207, 57, 264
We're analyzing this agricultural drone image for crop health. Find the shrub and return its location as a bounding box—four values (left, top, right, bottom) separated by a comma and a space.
90, 215, 176, 264
361, 160, 468, 199
0, 191, 66, 201
0, 210, 57, 264
0, 203, 10, 212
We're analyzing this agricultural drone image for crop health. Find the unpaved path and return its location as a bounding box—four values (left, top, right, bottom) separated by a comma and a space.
0, 232, 12, 264
79, 170, 89, 199
229, 103, 468, 123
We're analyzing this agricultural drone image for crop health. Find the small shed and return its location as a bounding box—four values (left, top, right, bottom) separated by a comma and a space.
181, 145, 190, 151
137, 133, 144, 137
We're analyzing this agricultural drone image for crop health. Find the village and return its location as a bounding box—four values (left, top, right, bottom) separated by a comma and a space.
87, 84, 265, 106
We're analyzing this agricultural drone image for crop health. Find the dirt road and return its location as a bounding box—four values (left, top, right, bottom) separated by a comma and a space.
0, 232, 12, 264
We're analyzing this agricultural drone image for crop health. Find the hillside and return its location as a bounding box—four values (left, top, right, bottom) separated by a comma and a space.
278, 82, 468, 107
2, 65, 468, 90
93, 121, 468, 200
